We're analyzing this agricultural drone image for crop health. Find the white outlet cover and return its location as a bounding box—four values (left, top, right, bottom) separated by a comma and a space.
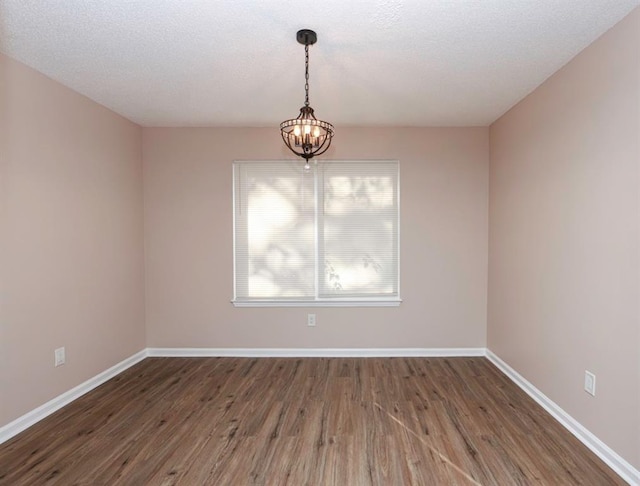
307, 314, 316, 327
584, 371, 596, 396
55, 347, 66, 367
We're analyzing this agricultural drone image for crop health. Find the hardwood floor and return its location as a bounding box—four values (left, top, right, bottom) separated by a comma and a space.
0, 357, 624, 485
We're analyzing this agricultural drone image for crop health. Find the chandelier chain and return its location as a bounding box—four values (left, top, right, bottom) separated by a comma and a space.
304, 44, 310, 107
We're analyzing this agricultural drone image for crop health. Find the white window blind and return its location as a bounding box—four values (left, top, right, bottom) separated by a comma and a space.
233, 160, 400, 306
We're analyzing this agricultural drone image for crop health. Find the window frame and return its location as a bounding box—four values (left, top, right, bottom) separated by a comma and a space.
232, 160, 401, 307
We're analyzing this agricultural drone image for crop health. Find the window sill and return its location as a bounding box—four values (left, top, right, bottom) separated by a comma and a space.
231, 299, 402, 308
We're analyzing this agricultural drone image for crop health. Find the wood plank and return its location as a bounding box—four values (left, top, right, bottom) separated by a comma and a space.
0, 357, 626, 485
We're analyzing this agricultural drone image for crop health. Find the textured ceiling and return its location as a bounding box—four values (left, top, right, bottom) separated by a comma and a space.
0, 1, 638, 127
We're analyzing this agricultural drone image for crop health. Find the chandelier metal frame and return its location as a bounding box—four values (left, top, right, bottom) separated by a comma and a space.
280, 29, 335, 166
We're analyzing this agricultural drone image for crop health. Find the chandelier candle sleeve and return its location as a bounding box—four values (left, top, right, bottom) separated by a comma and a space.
280, 29, 334, 164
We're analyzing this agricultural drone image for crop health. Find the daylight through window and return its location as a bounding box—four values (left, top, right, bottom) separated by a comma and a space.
233, 160, 400, 306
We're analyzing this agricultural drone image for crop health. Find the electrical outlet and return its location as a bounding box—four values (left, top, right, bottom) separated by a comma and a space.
584, 371, 596, 396
307, 314, 316, 327
55, 347, 66, 367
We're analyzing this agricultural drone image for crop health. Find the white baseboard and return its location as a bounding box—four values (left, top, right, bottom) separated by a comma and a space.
0, 349, 147, 445
486, 349, 639, 486
146, 347, 486, 358
2, 346, 636, 486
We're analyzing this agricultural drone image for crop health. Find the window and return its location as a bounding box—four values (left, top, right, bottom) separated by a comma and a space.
233, 160, 400, 306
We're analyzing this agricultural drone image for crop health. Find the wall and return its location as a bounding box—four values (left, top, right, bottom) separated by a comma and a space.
488, 8, 640, 470
0, 53, 145, 427
143, 127, 488, 349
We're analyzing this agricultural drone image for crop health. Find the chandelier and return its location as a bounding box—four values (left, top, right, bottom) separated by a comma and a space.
280, 29, 335, 169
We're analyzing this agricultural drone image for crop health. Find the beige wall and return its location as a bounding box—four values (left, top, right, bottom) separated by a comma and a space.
0, 53, 146, 426
488, 8, 640, 470
143, 127, 489, 349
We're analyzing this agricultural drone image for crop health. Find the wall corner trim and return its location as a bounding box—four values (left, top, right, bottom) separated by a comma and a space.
486, 349, 640, 485
0, 349, 148, 445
